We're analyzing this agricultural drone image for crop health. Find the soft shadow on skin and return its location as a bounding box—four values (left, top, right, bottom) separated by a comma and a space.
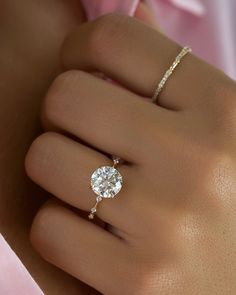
0, 0, 99, 294
0, 1, 160, 294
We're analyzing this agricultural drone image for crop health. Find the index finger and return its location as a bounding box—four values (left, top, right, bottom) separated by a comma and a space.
61, 13, 217, 110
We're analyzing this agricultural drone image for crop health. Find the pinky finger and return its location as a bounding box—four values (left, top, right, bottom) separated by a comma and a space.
30, 200, 131, 295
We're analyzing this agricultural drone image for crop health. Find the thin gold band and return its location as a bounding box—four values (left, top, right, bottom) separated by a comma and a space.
152, 46, 192, 103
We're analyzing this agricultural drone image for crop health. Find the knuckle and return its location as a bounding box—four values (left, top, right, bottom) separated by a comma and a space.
210, 75, 236, 137
25, 132, 60, 178
191, 147, 234, 208
86, 13, 130, 60
42, 70, 81, 127
203, 151, 234, 204
171, 134, 234, 209
52, 70, 81, 88
30, 200, 59, 261
124, 259, 168, 295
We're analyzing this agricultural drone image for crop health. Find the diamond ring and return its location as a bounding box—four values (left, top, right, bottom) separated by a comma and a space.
88, 157, 123, 220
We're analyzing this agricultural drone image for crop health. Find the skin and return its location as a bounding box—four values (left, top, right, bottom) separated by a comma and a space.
0, 2, 156, 294
25, 14, 236, 295
0, 0, 96, 294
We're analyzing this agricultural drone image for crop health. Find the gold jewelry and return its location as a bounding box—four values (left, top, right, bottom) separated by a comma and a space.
88, 157, 123, 220
152, 46, 192, 103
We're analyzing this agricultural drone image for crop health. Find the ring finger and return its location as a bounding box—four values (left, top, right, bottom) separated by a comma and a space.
25, 131, 141, 231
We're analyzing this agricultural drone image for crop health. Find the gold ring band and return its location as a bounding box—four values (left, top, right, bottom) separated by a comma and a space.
152, 46, 192, 103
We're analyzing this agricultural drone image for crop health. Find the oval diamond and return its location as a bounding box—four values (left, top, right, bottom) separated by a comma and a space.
91, 166, 123, 199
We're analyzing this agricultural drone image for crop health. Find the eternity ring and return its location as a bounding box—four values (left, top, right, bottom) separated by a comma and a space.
88, 157, 123, 220
152, 46, 192, 103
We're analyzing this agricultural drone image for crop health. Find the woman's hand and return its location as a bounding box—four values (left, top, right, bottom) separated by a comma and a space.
25, 14, 236, 295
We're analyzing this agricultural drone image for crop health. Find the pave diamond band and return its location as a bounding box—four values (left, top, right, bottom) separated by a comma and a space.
88, 158, 123, 220
152, 46, 192, 103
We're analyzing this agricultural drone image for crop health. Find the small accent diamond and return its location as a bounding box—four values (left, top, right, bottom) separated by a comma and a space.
88, 213, 94, 220
91, 207, 97, 213
96, 196, 103, 202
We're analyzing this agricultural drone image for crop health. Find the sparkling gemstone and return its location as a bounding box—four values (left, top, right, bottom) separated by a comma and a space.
91, 166, 123, 198
88, 213, 94, 220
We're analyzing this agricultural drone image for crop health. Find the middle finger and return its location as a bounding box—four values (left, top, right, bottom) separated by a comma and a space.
43, 70, 176, 164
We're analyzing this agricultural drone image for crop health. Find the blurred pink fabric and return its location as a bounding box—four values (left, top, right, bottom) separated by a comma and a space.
0, 235, 43, 295
1, 0, 235, 294
81, 0, 236, 79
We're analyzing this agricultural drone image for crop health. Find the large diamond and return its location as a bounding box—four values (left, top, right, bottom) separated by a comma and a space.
91, 166, 123, 198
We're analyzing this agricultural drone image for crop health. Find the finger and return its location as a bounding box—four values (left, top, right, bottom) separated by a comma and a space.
31, 200, 131, 295
25, 132, 140, 230
43, 70, 177, 163
134, 2, 159, 29
61, 13, 217, 110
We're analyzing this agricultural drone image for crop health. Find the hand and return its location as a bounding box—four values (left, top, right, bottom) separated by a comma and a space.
25, 14, 236, 295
